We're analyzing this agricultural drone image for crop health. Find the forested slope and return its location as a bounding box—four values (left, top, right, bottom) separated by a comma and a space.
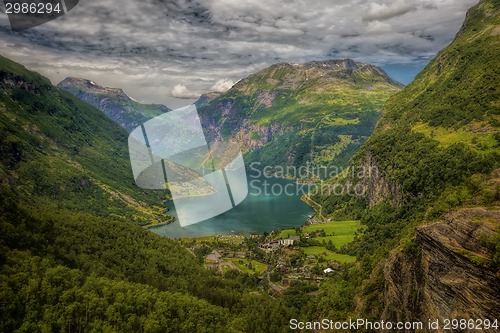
0, 55, 294, 332
308, 0, 500, 324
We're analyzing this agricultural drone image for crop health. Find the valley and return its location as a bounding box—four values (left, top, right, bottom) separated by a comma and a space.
0, 0, 499, 331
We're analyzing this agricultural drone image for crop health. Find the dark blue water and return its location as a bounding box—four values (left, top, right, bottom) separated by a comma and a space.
151, 176, 315, 238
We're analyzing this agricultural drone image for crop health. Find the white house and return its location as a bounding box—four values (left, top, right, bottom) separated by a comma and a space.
279, 236, 300, 247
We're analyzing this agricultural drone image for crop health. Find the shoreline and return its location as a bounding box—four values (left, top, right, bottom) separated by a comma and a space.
146, 216, 176, 229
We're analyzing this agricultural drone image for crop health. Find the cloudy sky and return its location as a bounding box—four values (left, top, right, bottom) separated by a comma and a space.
0, 0, 477, 108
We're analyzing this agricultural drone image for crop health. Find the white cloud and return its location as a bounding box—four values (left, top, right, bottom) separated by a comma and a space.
171, 84, 200, 99
366, 21, 392, 34
363, 0, 417, 22
210, 79, 235, 93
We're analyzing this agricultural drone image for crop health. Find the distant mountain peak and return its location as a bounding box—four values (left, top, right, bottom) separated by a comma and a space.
305, 58, 363, 70
59, 77, 126, 96
57, 78, 170, 132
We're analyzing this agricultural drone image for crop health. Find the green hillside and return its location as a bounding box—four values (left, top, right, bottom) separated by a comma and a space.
313, 0, 500, 218
0, 55, 169, 227
197, 60, 402, 175
309, 0, 500, 321
0, 55, 296, 332
359, 0, 499, 207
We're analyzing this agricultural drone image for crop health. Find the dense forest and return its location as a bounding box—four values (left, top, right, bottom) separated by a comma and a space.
1, 0, 499, 331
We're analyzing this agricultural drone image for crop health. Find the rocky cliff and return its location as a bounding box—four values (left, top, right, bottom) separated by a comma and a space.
382, 206, 500, 332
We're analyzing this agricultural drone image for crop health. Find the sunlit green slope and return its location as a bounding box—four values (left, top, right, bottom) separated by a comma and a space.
197, 59, 402, 173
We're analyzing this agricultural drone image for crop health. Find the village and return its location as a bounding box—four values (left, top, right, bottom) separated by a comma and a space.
182, 220, 361, 294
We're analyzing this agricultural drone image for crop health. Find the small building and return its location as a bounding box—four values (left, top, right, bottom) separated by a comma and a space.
279, 236, 300, 247
260, 241, 280, 253
206, 250, 222, 263
323, 268, 335, 274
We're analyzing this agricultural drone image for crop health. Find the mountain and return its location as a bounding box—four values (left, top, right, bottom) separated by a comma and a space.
57, 77, 170, 132
0, 56, 169, 227
0, 55, 294, 332
309, 0, 500, 324
197, 59, 402, 174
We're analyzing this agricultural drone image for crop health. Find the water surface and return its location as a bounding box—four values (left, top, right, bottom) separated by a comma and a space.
152, 176, 314, 238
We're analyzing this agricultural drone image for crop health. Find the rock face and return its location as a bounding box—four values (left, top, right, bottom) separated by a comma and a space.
359, 153, 402, 207
0, 71, 43, 94
57, 78, 170, 132
382, 208, 500, 332
196, 59, 402, 171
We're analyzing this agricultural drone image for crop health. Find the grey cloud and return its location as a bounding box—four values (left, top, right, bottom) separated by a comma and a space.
0, 0, 479, 107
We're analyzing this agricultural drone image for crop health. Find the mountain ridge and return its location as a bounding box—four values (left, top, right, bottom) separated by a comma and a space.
58, 77, 171, 132
197, 58, 402, 173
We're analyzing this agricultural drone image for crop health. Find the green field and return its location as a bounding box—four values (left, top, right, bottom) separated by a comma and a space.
279, 220, 361, 248
278, 221, 361, 263
278, 229, 298, 239
306, 220, 362, 248
232, 259, 268, 275
412, 122, 497, 154
303, 247, 356, 263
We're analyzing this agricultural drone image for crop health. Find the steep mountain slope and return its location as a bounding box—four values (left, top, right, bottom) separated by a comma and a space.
0, 55, 170, 226
376, 0, 500, 322
309, 0, 500, 325
359, 0, 499, 211
58, 77, 170, 132
197, 60, 402, 174
0, 55, 295, 332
